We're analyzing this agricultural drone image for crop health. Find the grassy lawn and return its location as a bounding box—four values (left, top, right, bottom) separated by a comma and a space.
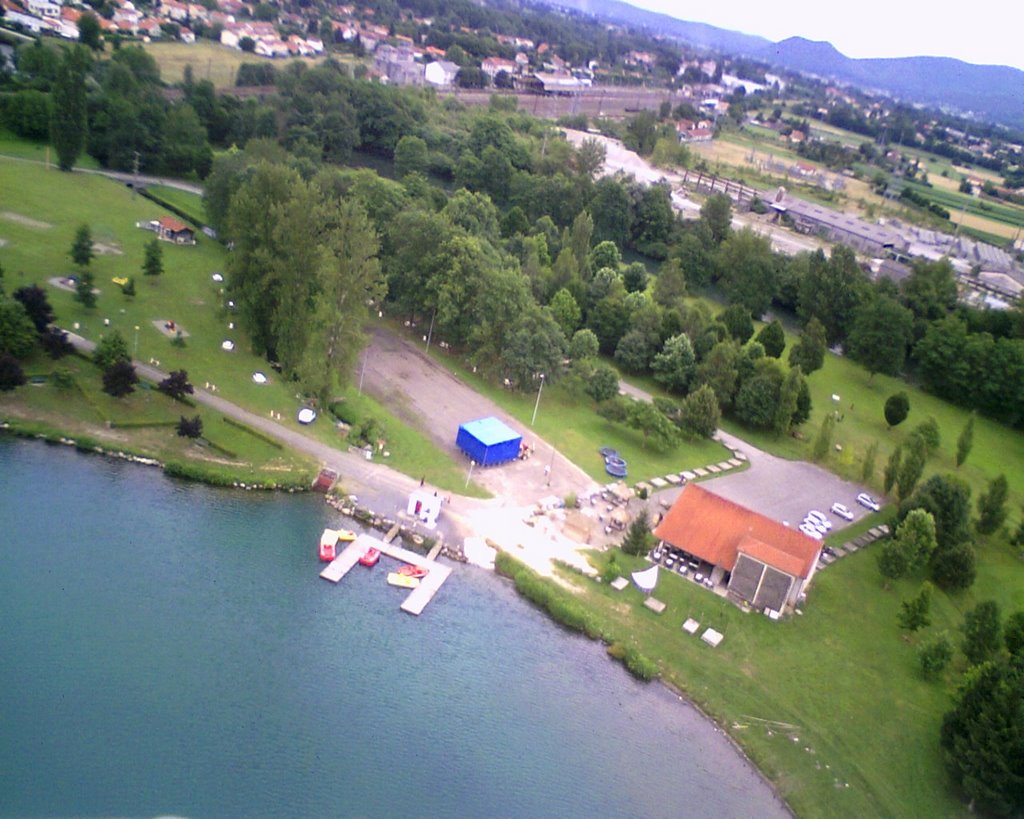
0, 158, 486, 495
3, 350, 317, 485
0, 130, 101, 169
145, 184, 207, 225
428, 345, 732, 484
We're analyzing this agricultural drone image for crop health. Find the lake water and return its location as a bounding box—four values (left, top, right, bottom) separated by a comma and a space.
0, 438, 788, 818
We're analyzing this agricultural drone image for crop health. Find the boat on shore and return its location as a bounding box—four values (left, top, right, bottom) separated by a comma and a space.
387, 572, 420, 589
319, 529, 340, 562
359, 546, 381, 567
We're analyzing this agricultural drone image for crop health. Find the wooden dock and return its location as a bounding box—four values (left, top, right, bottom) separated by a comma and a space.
320, 532, 451, 616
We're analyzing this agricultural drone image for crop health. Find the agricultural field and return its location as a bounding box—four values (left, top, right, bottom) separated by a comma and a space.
143, 40, 335, 88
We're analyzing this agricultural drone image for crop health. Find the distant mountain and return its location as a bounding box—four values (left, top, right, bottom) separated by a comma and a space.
535, 0, 1024, 129
765, 38, 1024, 130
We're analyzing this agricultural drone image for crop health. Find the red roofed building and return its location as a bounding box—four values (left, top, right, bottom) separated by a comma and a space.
654, 483, 821, 613
154, 217, 195, 244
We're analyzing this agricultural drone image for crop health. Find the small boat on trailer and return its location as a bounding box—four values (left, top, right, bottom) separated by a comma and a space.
359, 546, 381, 567
387, 572, 420, 589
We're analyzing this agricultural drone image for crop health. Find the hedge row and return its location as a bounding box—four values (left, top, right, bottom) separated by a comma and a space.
109, 420, 179, 429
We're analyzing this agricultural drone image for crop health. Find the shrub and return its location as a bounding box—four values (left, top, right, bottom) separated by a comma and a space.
918, 633, 953, 679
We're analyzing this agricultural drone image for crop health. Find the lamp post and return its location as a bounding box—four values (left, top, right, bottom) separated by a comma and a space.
424, 308, 436, 353
133, 325, 140, 359
531, 373, 545, 427
465, 459, 476, 489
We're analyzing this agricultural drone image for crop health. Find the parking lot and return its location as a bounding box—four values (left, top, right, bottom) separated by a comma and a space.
649, 429, 879, 535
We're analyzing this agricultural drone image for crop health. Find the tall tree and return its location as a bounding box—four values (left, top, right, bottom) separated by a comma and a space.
896, 434, 928, 500
941, 656, 1024, 816
12, 285, 54, 333
70, 224, 94, 268
976, 475, 1009, 535
143, 238, 163, 277
50, 46, 90, 171
796, 246, 869, 346
716, 228, 776, 317
0, 354, 27, 391
755, 319, 786, 358
621, 505, 654, 556
956, 414, 975, 468
298, 200, 384, 404
679, 383, 721, 439
898, 583, 933, 631
788, 316, 827, 375
962, 601, 1003, 666
847, 295, 913, 377
700, 193, 732, 245
101, 359, 138, 397
0, 300, 37, 359
651, 333, 696, 395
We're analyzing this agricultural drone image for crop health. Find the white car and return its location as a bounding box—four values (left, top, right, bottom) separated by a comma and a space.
803, 518, 829, 535
799, 524, 824, 540
831, 502, 855, 521
805, 510, 833, 530
857, 493, 881, 512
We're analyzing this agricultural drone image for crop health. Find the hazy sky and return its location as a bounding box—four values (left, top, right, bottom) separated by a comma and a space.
626, 1, 1024, 71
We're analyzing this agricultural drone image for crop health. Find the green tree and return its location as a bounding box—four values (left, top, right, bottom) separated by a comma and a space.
0, 354, 27, 391
773, 366, 803, 435
918, 633, 953, 680
298, 200, 385, 403
941, 656, 1024, 815
679, 383, 721, 439
0, 300, 38, 359
898, 508, 938, 570
700, 193, 732, 245
962, 601, 1003, 666
719, 304, 754, 343
14, 284, 56, 331
651, 333, 696, 395
93, 331, 130, 370
812, 411, 836, 462
912, 417, 941, 454
653, 257, 686, 307
956, 413, 975, 468
176, 414, 203, 438
622, 261, 648, 294
585, 363, 620, 403
788, 316, 826, 374
1005, 612, 1024, 658
500, 307, 567, 391
548, 288, 581, 339
143, 238, 163, 277
896, 434, 928, 500
977, 475, 1009, 535
904, 473, 974, 550
568, 328, 599, 362
755, 319, 785, 358
878, 538, 913, 580
50, 46, 90, 171
716, 228, 776, 317
862, 441, 879, 482
884, 444, 902, 493
621, 506, 654, 556
393, 135, 429, 178
898, 583, 933, 631
589, 241, 621, 275
101, 359, 138, 397
931, 542, 977, 592
847, 295, 914, 377
158, 369, 193, 401
626, 400, 678, 451
884, 392, 910, 428
74, 271, 97, 308
70, 224, 94, 268
796, 246, 869, 345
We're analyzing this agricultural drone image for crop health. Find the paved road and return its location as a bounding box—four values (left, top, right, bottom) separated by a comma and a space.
64, 331, 479, 542
0, 153, 205, 197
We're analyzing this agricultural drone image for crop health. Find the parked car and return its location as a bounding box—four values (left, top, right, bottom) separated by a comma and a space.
799, 523, 824, 540
830, 502, 855, 521
822, 546, 837, 557
857, 493, 881, 512
803, 518, 829, 535
806, 510, 833, 530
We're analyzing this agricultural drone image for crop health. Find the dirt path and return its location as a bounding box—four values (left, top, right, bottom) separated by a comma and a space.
359, 327, 602, 507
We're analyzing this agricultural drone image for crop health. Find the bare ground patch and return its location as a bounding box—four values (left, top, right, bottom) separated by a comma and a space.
1, 211, 52, 230
93, 242, 123, 255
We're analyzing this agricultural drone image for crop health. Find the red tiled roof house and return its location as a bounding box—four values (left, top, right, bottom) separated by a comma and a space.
155, 216, 195, 244
653, 484, 822, 613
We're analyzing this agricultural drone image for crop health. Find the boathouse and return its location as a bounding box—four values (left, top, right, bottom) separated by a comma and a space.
455, 416, 522, 466
654, 484, 822, 612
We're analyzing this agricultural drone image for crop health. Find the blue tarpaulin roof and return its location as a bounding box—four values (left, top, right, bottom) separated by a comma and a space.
460, 416, 520, 446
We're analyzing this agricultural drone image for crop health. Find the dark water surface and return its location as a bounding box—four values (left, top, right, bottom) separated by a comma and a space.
0, 438, 788, 818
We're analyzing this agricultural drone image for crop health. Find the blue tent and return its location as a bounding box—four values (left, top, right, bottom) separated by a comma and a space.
456, 417, 523, 466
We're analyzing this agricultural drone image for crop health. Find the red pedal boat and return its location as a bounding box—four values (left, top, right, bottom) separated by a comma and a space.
398, 564, 428, 579
359, 547, 381, 567
319, 529, 338, 562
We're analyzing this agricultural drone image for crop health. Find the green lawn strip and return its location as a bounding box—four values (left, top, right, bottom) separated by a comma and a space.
427, 346, 731, 484
515, 545, 972, 817
1, 353, 317, 486
0, 159, 487, 491
900, 180, 1024, 228
0, 128, 101, 169
143, 184, 207, 226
